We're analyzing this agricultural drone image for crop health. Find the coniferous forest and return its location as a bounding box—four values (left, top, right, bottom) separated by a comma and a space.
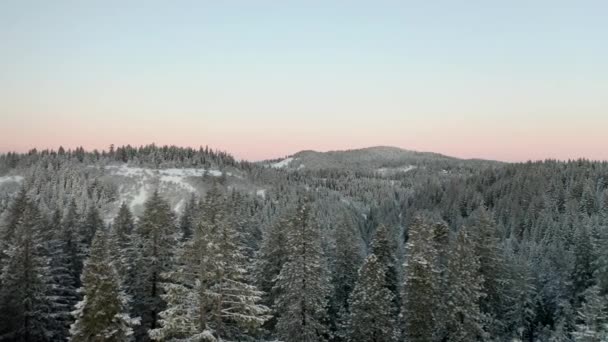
1, 145, 608, 341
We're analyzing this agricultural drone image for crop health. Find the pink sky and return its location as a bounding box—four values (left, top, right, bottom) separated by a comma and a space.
1, 112, 606, 162
2, 3, 607, 162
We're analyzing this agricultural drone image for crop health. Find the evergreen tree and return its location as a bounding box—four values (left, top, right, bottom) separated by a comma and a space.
131, 191, 178, 340
445, 228, 486, 341
111, 203, 136, 287
150, 189, 269, 341
370, 224, 400, 309
0, 200, 55, 341
254, 213, 290, 331
503, 241, 537, 341
572, 285, 608, 342
79, 205, 104, 249
402, 217, 438, 342
113, 202, 135, 239
347, 254, 396, 342
70, 227, 137, 341
274, 200, 330, 342
468, 208, 506, 333
178, 194, 197, 240
47, 208, 80, 340
330, 217, 363, 340
572, 223, 596, 303
593, 216, 608, 296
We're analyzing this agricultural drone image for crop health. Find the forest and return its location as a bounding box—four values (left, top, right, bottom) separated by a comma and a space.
0, 145, 607, 341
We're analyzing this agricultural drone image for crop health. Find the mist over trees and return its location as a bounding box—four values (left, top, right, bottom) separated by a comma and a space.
1, 145, 608, 341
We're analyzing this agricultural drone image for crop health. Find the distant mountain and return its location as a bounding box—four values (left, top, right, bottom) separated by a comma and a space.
266, 146, 496, 171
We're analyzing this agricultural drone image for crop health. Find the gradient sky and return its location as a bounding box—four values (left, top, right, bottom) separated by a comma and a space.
1, 1, 607, 161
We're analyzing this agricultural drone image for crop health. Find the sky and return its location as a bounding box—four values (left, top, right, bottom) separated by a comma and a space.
1, 1, 607, 162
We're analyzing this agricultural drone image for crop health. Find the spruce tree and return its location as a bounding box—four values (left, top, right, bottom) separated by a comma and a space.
111, 203, 136, 287
0, 199, 55, 341
402, 217, 438, 342
70, 227, 137, 341
572, 223, 596, 303
347, 254, 396, 342
254, 212, 291, 334
370, 224, 400, 308
445, 228, 486, 341
330, 216, 363, 340
150, 189, 269, 341
572, 285, 608, 341
47, 208, 80, 340
79, 205, 104, 249
131, 191, 178, 340
178, 194, 197, 240
274, 200, 330, 342
468, 208, 505, 332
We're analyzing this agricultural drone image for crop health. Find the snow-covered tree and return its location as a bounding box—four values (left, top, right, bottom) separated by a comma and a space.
178, 194, 197, 240
70, 227, 138, 341
0, 199, 55, 341
330, 216, 363, 340
46, 208, 80, 340
254, 212, 291, 334
468, 209, 505, 326
150, 188, 269, 341
445, 228, 486, 341
110, 203, 136, 288
274, 200, 330, 342
131, 191, 178, 340
572, 285, 608, 342
347, 254, 396, 342
402, 217, 438, 342
78, 205, 104, 251
370, 224, 400, 308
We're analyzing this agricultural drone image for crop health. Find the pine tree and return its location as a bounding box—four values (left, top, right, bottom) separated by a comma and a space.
79, 205, 104, 249
111, 203, 136, 287
330, 217, 363, 340
0, 199, 55, 341
572, 223, 596, 303
47, 208, 80, 340
347, 254, 396, 342
431, 221, 450, 340
402, 217, 438, 342
572, 285, 608, 341
131, 191, 178, 340
150, 189, 269, 341
113, 202, 135, 239
593, 216, 608, 296
468, 208, 505, 333
503, 241, 537, 341
370, 224, 400, 309
274, 200, 330, 342
445, 228, 486, 341
70, 227, 137, 341
254, 212, 291, 336
178, 194, 197, 240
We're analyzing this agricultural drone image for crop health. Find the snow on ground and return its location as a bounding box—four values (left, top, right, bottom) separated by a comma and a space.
103, 164, 228, 215
376, 165, 416, 176
129, 182, 149, 213
271, 157, 294, 169
0, 175, 24, 185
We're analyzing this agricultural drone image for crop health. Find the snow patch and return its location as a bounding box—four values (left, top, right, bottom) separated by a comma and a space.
0, 175, 23, 185
102, 164, 229, 215
271, 157, 294, 169
376, 165, 416, 176
130, 183, 149, 213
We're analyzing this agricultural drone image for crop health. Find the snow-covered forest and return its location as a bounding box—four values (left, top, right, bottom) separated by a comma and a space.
1, 144, 608, 341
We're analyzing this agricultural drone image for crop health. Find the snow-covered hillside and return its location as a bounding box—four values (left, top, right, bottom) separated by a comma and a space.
100, 165, 229, 217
